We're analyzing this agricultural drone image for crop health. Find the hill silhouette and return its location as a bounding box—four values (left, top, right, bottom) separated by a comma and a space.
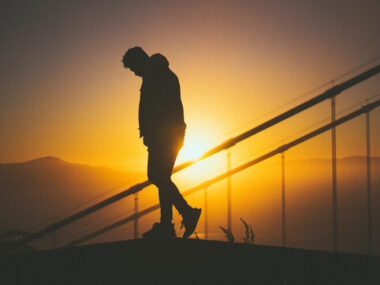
1, 156, 379, 253
0, 156, 143, 247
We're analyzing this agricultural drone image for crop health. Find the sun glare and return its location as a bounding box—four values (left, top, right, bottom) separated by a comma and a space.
173, 126, 226, 184
177, 136, 210, 163
175, 133, 226, 186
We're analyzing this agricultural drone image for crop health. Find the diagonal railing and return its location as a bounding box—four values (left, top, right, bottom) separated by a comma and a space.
18, 63, 380, 246
65, 98, 380, 246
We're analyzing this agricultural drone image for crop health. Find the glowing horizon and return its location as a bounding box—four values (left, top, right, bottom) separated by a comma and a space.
1, 0, 380, 174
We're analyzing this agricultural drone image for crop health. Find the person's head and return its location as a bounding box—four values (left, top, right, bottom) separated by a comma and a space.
122, 46, 149, 77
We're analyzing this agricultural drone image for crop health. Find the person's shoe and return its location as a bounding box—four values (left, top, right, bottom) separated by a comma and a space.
181, 208, 202, 238
142, 222, 176, 239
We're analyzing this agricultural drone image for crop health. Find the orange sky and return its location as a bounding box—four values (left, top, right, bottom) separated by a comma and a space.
1, 0, 380, 172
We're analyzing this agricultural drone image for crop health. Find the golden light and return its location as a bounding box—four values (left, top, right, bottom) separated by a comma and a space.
177, 138, 209, 163
174, 128, 226, 186
176, 127, 218, 164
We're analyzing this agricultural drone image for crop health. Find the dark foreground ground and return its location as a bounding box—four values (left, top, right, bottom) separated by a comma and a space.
1, 238, 379, 284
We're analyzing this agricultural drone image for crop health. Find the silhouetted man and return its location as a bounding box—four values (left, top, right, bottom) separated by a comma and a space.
122, 47, 201, 238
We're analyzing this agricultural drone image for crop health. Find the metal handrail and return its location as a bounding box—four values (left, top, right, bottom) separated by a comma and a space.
19, 63, 380, 245
66, 99, 380, 246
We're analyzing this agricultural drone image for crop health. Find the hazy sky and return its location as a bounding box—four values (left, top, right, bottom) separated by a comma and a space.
1, 0, 380, 171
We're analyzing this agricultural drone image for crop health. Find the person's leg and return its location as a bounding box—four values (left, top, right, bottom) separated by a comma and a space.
160, 140, 192, 215
169, 175, 201, 238
168, 180, 191, 216
143, 144, 176, 238
148, 141, 192, 221
147, 135, 201, 238
147, 146, 174, 225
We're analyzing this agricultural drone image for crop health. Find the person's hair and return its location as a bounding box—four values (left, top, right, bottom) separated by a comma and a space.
122, 46, 149, 68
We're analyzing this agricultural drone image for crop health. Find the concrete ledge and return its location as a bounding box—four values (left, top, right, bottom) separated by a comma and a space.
1, 239, 379, 284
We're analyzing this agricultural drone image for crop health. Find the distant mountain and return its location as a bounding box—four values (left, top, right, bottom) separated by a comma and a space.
1, 156, 379, 254
0, 156, 144, 235
23, 156, 67, 165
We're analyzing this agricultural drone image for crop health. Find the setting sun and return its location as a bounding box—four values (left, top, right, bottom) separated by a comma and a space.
174, 127, 227, 186
178, 139, 208, 162
176, 128, 217, 164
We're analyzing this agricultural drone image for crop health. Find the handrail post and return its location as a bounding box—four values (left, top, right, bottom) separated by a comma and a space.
366, 111, 372, 255
204, 188, 208, 240
331, 97, 338, 252
134, 193, 138, 239
227, 150, 232, 231
281, 152, 286, 247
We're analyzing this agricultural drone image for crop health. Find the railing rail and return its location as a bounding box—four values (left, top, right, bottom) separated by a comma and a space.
66, 99, 380, 246
18, 63, 380, 246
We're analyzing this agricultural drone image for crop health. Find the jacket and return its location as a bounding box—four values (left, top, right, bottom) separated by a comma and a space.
138, 53, 186, 145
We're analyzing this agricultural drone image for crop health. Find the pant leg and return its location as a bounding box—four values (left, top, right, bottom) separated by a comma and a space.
148, 146, 173, 224
168, 180, 191, 216
147, 136, 190, 223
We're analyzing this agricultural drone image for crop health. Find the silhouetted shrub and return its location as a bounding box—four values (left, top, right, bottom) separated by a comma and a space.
219, 226, 235, 243
240, 218, 255, 244
219, 218, 255, 244
0, 230, 29, 242
0, 230, 35, 253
